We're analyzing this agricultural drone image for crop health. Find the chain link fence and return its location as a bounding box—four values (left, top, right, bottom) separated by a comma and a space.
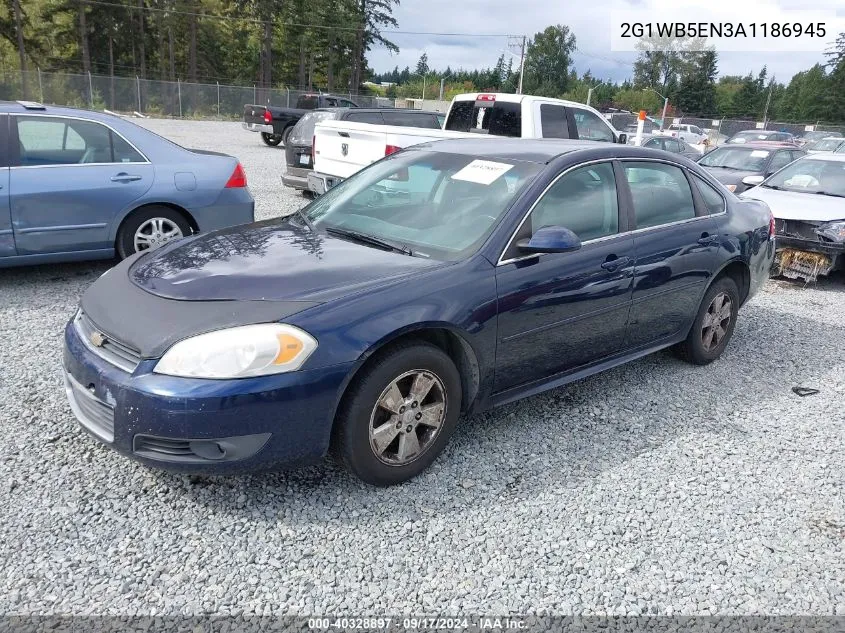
0, 69, 391, 118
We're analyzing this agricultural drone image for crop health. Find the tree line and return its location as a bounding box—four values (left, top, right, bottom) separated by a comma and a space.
2, 3, 844, 123
372, 28, 845, 124
0, 0, 399, 95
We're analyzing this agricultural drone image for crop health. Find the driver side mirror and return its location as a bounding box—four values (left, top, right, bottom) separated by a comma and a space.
517, 226, 582, 254
617, 133, 628, 145
742, 175, 765, 187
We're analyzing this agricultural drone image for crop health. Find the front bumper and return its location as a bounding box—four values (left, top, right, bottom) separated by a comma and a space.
774, 235, 844, 280
62, 319, 353, 474
307, 171, 344, 196
242, 122, 274, 134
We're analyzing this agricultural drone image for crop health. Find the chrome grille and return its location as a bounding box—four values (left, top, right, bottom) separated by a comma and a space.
74, 311, 141, 373
64, 371, 115, 443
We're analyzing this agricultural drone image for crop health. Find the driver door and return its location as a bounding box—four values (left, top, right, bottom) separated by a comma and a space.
10, 115, 153, 255
494, 161, 635, 393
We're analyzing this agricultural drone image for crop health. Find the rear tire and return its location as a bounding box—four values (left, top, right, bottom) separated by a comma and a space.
281, 126, 293, 147
673, 277, 740, 365
261, 132, 283, 147
333, 342, 462, 486
116, 206, 192, 259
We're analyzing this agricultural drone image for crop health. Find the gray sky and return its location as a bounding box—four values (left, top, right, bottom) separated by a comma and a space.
368, 0, 836, 83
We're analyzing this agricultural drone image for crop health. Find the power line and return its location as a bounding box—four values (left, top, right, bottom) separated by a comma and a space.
81, 0, 521, 37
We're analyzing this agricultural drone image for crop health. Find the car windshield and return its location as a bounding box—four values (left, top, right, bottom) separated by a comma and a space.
809, 139, 843, 152
699, 147, 770, 171
301, 150, 542, 260
764, 158, 845, 197
289, 111, 338, 144
728, 131, 772, 143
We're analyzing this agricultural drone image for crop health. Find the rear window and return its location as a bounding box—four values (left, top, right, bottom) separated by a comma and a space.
382, 112, 441, 129
445, 100, 521, 137
296, 95, 319, 109
289, 111, 339, 144
345, 112, 384, 125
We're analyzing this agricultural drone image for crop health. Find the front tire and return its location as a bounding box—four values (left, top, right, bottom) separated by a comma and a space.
261, 132, 283, 147
116, 206, 192, 259
673, 277, 740, 365
333, 342, 462, 486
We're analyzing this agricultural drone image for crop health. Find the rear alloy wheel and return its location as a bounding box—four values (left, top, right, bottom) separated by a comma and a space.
673, 277, 740, 365
261, 132, 283, 147
117, 206, 192, 259
333, 342, 462, 486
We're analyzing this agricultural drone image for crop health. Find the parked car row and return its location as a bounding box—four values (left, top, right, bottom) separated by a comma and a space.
242, 93, 360, 147
3, 96, 838, 485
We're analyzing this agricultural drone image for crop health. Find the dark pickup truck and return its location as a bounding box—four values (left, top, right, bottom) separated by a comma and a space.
242, 94, 360, 147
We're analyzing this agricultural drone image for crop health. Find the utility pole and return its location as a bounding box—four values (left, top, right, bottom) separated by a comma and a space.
517, 35, 526, 95
586, 87, 593, 107
660, 96, 668, 130
762, 78, 775, 129
439, 76, 446, 101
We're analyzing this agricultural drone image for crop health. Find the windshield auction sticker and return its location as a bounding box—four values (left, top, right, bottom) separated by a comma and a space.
451, 160, 514, 185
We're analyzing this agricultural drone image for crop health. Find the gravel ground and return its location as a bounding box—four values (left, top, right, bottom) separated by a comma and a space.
1, 118, 844, 617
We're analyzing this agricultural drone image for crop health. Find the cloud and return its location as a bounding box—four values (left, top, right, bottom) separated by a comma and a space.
368, 0, 832, 83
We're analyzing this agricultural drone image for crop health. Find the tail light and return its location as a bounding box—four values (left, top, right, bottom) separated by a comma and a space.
263, 109, 272, 124
769, 211, 776, 240
477, 94, 496, 102
225, 163, 247, 188
385, 144, 401, 156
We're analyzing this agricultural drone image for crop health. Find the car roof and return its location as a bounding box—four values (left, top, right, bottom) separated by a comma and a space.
409, 138, 687, 165
0, 100, 127, 124
802, 153, 845, 162
718, 141, 798, 150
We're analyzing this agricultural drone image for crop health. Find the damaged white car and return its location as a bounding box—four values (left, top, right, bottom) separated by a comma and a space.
740, 154, 845, 281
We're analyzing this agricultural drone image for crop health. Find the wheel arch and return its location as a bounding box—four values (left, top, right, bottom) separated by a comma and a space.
336, 324, 482, 418
711, 258, 751, 306
113, 201, 199, 246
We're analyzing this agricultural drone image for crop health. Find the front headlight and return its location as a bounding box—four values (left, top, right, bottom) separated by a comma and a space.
154, 324, 317, 379
816, 220, 845, 243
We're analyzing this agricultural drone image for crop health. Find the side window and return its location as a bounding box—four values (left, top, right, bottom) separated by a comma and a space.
643, 137, 662, 149
346, 112, 384, 125
15, 116, 114, 166
665, 139, 682, 152
692, 174, 726, 214
382, 112, 439, 129
324, 98, 338, 107
341, 100, 357, 108
529, 162, 619, 242
112, 133, 145, 162
623, 162, 696, 229
572, 108, 615, 142
766, 151, 792, 174
540, 104, 568, 138
691, 126, 703, 135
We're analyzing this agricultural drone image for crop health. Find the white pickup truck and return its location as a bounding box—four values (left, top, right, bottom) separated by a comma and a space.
307, 92, 627, 194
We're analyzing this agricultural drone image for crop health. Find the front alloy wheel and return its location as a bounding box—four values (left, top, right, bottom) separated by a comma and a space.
333, 342, 462, 486
369, 370, 447, 466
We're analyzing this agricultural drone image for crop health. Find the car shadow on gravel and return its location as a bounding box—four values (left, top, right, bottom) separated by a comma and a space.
0, 259, 114, 288
158, 299, 845, 526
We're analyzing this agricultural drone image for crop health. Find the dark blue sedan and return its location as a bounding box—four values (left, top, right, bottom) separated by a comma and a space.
63, 139, 775, 486
0, 101, 254, 267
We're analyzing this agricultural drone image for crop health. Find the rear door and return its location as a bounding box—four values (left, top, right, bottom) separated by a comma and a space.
10, 115, 154, 255
619, 160, 721, 349
0, 114, 14, 257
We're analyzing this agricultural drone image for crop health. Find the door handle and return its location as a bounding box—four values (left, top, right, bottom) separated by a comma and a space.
697, 232, 718, 246
110, 173, 142, 183
601, 255, 630, 272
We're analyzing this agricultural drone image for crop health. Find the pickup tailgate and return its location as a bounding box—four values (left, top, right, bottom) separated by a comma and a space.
314, 120, 477, 178
243, 104, 267, 125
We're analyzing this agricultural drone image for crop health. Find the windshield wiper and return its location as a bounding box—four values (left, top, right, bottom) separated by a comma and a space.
294, 206, 316, 232
325, 227, 413, 256
761, 184, 782, 190
813, 191, 845, 198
